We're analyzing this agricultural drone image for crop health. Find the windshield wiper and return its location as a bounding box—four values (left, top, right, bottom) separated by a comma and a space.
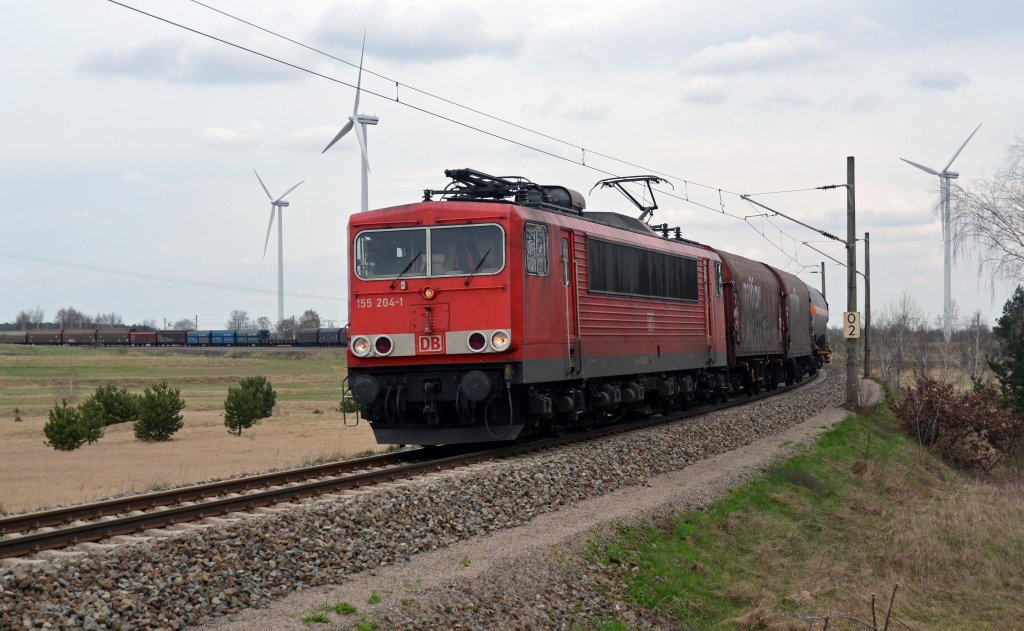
463, 248, 491, 286
389, 251, 423, 289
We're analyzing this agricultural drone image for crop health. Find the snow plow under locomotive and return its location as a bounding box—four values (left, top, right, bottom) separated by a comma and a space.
346, 169, 830, 446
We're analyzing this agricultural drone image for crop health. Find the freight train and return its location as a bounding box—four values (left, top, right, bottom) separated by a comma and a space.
345, 169, 831, 446
0, 327, 349, 347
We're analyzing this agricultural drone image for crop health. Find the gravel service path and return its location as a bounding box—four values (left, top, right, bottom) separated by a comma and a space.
2, 371, 869, 630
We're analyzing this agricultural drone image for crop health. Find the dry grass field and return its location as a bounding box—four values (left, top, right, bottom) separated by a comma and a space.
0, 345, 382, 514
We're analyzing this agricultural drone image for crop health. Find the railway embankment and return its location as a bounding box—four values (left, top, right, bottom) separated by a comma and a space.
3, 373, 844, 630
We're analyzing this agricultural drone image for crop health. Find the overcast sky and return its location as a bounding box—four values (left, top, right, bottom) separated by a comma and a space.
2, 0, 1021, 329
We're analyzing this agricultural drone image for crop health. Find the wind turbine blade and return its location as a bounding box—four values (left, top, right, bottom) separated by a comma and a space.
322, 120, 354, 154
254, 170, 273, 200
262, 206, 276, 258
942, 123, 982, 173
900, 158, 941, 177
275, 180, 305, 203
352, 118, 371, 172
353, 31, 366, 116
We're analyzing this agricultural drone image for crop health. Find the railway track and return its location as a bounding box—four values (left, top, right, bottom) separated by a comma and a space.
0, 373, 819, 560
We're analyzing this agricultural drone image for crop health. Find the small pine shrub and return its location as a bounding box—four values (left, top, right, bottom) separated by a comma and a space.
223, 376, 276, 436
239, 376, 276, 418
224, 384, 263, 436
43, 400, 86, 451
76, 397, 106, 444
13, 407, 22, 422
133, 381, 185, 442
88, 383, 140, 426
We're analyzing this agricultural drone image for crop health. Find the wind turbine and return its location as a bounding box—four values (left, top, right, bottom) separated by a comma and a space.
900, 123, 982, 342
254, 170, 304, 324
323, 32, 378, 212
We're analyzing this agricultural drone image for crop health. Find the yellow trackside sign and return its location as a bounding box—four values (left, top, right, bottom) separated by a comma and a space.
843, 311, 861, 339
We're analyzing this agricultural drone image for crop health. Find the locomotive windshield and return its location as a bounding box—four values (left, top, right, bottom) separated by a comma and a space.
354, 224, 505, 280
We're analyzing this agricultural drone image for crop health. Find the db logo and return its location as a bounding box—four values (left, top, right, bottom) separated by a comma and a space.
416, 334, 445, 354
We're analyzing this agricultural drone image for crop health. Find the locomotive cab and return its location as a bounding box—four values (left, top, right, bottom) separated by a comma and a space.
347, 203, 524, 445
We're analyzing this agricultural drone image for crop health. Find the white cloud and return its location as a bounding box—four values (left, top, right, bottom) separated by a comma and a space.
823, 92, 882, 113
680, 75, 730, 104
283, 125, 345, 151
523, 94, 610, 121
200, 120, 267, 147
564, 45, 608, 72
842, 16, 899, 46
122, 171, 167, 188
78, 39, 299, 85
686, 31, 832, 74
313, 1, 525, 62
907, 66, 971, 91
763, 94, 814, 108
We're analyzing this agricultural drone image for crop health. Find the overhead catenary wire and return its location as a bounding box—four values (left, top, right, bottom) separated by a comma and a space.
101, 1, 842, 282
188, 0, 740, 199
108, 0, 754, 222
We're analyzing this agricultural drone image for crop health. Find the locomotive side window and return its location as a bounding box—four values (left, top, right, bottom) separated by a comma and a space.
354, 224, 504, 280
587, 239, 698, 301
714, 261, 723, 296
524, 223, 548, 276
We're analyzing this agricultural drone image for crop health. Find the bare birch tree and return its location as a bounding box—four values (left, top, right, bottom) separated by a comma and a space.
950, 139, 1024, 285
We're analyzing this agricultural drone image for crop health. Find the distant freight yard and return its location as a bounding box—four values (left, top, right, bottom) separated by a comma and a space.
0, 345, 377, 514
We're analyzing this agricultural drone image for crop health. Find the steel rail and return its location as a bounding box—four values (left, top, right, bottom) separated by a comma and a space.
0, 449, 436, 535
0, 371, 822, 559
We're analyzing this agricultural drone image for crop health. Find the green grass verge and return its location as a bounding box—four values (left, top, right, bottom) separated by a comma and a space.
587, 399, 1023, 630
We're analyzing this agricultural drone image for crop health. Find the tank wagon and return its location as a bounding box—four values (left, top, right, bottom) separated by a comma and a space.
345, 169, 829, 446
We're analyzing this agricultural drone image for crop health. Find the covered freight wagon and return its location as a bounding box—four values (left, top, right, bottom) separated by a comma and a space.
235, 330, 270, 346
26, 330, 63, 345
772, 270, 812, 358
0, 331, 27, 344
96, 329, 133, 345
63, 329, 98, 345
296, 328, 319, 345
157, 330, 187, 345
187, 330, 211, 346
711, 249, 783, 361
131, 331, 158, 346
209, 330, 236, 345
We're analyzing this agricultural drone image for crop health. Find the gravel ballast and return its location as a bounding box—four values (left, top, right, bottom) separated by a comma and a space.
1, 372, 847, 630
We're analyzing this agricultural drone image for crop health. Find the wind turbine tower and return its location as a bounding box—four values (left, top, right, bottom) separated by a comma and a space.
900, 123, 981, 341
323, 32, 378, 212
254, 170, 304, 323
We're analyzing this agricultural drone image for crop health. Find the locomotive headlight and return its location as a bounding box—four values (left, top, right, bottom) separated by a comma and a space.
422, 286, 437, 300
490, 330, 511, 351
374, 335, 394, 356
351, 336, 371, 357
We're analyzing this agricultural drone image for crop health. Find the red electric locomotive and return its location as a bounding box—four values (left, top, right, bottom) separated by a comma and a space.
347, 169, 827, 445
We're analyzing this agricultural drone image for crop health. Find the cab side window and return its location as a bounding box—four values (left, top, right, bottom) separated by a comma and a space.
524, 223, 548, 276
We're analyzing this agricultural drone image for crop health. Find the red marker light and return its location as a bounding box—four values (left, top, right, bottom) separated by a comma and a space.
422, 286, 437, 300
